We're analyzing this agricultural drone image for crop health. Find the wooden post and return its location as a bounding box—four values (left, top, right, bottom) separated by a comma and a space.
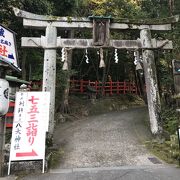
110, 81, 113, 96
123, 81, 126, 94
95, 81, 98, 94
42, 26, 57, 136
140, 29, 162, 135
117, 81, 120, 95
80, 80, 83, 93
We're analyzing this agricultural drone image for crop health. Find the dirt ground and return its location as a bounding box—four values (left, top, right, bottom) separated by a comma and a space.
53, 106, 162, 169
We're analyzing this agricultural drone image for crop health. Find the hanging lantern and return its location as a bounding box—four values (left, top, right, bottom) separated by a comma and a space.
99, 48, 105, 68
85, 49, 89, 64
114, 49, 119, 63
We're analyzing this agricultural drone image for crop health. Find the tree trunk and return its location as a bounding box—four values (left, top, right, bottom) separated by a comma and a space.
60, 30, 74, 113
21, 50, 27, 80
169, 0, 174, 16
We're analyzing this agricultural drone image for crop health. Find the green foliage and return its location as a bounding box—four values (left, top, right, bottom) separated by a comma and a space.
161, 107, 179, 134
146, 135, 180, 165
51, 0, 76, 16
48, 149, 64, 168
22, 0, 54, 15
147, 106, 180, 165
89, 95, 144, 115
75, 0, 147, 18
0, 0, 22, 26
157, 57, 174, 90
0, 0, 53, 25
112, 0, 147, 18
56, 57, 77, 100
25, 49, 44, 80
140, 0, 170, 18
146, 104, 180, 164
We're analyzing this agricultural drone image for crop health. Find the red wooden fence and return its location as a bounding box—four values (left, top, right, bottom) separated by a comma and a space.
70, 80, 138, 95
31, 80, 139, 95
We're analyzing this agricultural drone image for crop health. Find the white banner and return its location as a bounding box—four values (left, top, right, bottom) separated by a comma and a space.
9, 92, 50, 161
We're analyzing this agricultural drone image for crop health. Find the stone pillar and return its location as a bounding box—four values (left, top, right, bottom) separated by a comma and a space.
140, 29, 162, 135
42, 26, 57, 136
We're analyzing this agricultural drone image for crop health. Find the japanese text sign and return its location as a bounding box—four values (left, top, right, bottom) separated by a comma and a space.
0, 25, 18, 68
9, 92, 50, 161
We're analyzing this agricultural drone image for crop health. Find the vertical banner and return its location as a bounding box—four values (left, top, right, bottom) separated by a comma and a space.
9, 92, 50, 162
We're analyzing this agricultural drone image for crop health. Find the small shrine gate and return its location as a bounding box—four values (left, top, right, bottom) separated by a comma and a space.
13, 8, 179, 136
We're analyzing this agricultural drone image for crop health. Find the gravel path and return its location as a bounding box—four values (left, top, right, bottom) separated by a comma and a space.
53, 107, 161, 169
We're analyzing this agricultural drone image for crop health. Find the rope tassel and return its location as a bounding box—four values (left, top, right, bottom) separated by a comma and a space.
114, 49, 119, 63
61, 48, 67, 62
85, 49, 89, 63
62, 60, 68, 70
99, 48, 105, 68
62, 48, 68, 70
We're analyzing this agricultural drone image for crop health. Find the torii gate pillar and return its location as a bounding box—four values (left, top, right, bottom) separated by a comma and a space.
43, 26, 57, 135
140, 29, 162, 135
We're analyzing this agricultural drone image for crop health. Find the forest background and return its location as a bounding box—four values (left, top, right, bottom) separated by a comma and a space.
0, 0, 179, 87
1, 0, 180, 120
